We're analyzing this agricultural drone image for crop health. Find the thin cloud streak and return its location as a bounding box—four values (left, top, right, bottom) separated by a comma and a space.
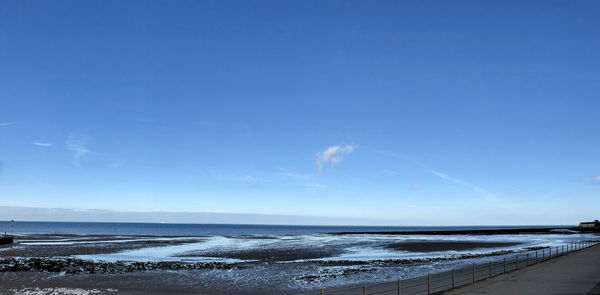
367, 148, 498, 200
32, 142, 53, 147
211, 172, 271, 183
367, 148, 429, 168
0, 121, 19, 126
65, 133, 92, 166
584, 176, 600, 182
430, 170, 498, 201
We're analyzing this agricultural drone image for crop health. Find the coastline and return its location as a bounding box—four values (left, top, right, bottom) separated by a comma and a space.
330, 227, 581, 235
0, 227, 597, 294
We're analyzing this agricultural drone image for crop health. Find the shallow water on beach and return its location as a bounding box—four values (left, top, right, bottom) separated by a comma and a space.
2, 222, 598, 293
73, 233, 588, 263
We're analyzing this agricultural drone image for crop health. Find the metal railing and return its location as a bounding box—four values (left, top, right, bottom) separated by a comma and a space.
300, 240, 599, 295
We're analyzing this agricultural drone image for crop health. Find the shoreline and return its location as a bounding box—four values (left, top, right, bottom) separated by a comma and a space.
330, 227, 582, 235
1, 231, 596, 294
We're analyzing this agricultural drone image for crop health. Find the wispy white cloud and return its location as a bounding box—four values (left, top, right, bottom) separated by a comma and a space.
430, 170, 497, 201
108, 159, 127, 169
0, 121, 19, 126
316, 144, 357, 170
32, 142, 53, 147
65, 133, 92, 166
381, 169, 400, 175
275, 168, 312, 180
413, 183, 423, 189
511, 189, 521, 194
211, 172, 271, 183
584, 176, 600, 182
367, 148, 429, 168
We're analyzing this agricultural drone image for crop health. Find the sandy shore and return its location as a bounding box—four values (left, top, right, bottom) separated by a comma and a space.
385, 241, 521, 252
332, 227, 580, 235
0, 235, 204, 257
0, 232, 588, 294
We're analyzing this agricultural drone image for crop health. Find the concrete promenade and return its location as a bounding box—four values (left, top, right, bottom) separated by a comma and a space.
443, 244, 600, 295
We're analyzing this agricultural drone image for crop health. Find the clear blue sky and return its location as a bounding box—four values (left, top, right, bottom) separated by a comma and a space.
1, 0, 599, 225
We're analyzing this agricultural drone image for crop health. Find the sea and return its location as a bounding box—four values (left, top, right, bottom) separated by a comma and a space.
0, 221, 574, 236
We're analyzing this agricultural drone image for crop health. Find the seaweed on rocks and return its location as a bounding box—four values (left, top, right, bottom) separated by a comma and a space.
0, 258, 238, 274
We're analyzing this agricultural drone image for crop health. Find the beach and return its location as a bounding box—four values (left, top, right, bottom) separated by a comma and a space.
1, 223, 598, 294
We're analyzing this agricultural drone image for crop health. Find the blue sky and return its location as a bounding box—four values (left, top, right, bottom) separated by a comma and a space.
1, 0, 599, 225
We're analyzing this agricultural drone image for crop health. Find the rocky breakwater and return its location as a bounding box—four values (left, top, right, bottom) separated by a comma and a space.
0, 257, 239, 274
0, 236, 13, 245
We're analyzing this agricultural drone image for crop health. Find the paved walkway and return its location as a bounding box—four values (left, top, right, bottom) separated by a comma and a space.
443, 244, 600, 295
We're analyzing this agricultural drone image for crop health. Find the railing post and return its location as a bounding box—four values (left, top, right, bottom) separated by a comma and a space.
526, 253, 529, 266
542, 249, 545, 261
452, 269, 455, 289
535, 251, 538, 263
397, 279, 401, 295
362, 284, 366, 295
503, 257, 506, 274
320, 291, 324, 295
472, 264, 475, 284
427, 274, 431, 295
549, 247, 551, 258
489, 261, 492, 278
515, 254, 518, 269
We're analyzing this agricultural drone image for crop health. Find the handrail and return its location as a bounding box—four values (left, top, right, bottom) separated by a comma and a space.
300, 240, 599, 295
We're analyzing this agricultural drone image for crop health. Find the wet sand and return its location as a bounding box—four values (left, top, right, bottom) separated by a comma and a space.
184, 247, 345, 262
332, 227, 579, 235
385, 241, 521, 252
0, 271, 285, 295
0, 232, 586, 294
0, 234, 204, 257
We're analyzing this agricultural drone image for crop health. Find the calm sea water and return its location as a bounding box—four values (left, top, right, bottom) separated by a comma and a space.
0, 221, 572, 236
